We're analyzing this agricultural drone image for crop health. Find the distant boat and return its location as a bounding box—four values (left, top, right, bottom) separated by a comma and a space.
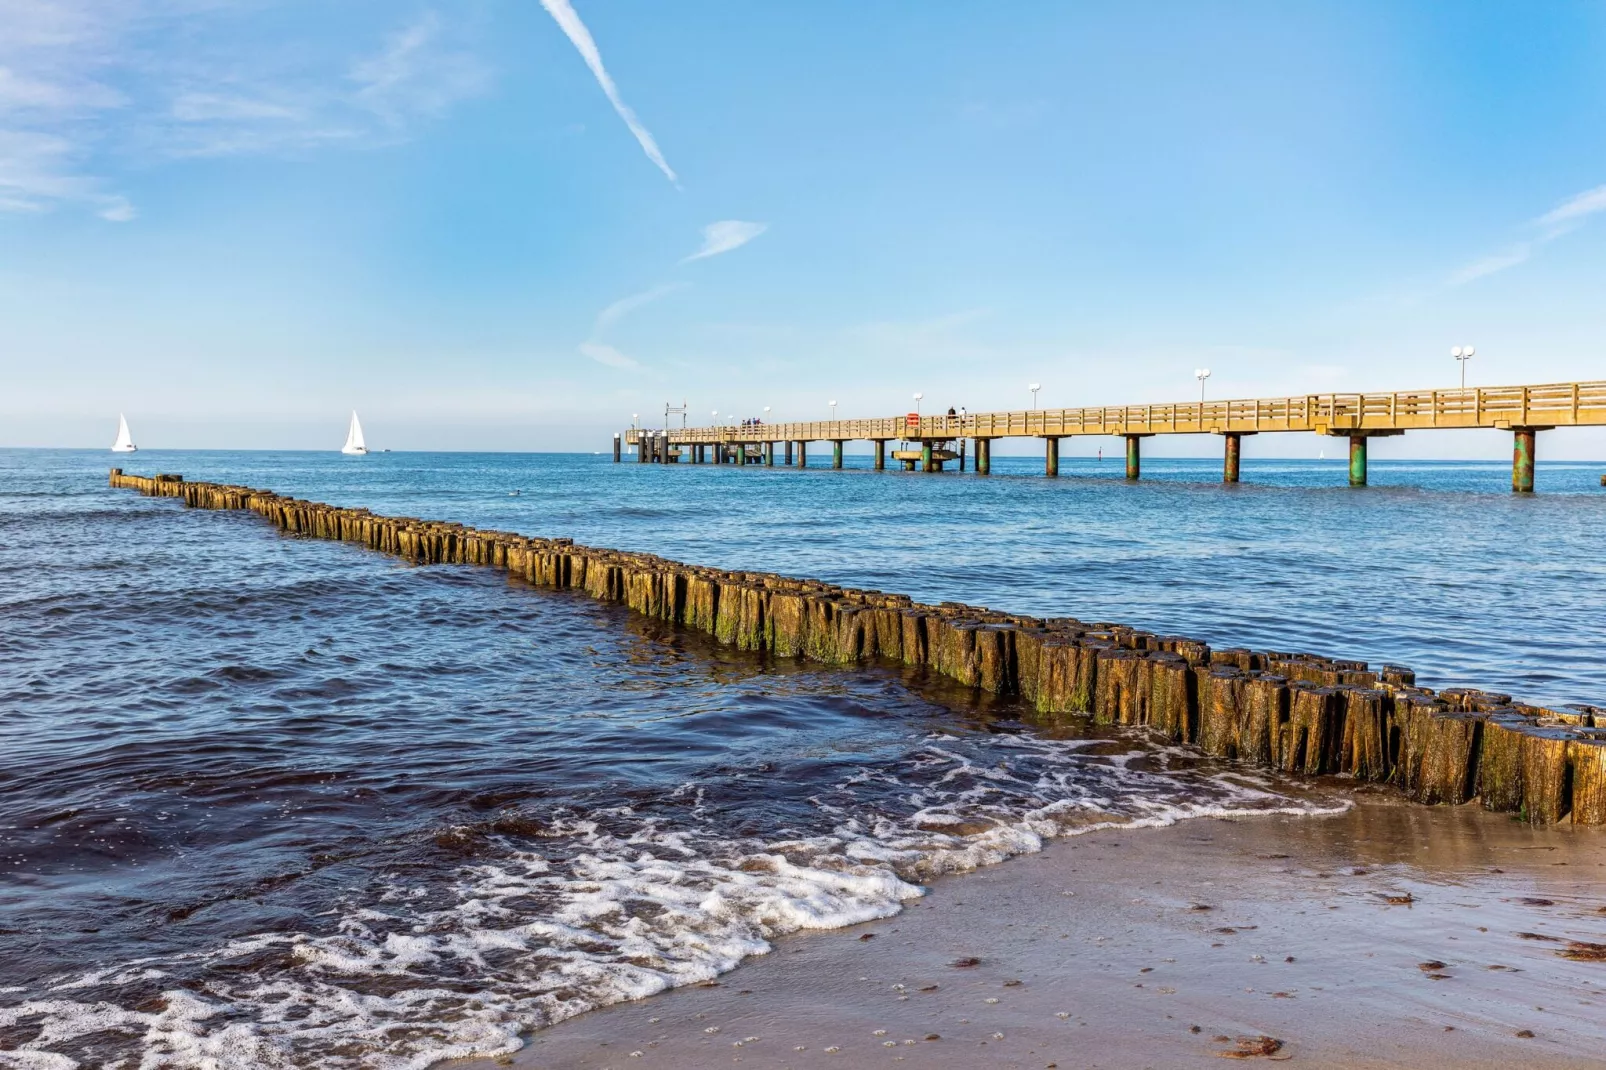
341, 411, 368, 455
111, 414, 137, 453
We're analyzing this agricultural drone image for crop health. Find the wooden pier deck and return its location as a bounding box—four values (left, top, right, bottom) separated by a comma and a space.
620, 379, 1606, 491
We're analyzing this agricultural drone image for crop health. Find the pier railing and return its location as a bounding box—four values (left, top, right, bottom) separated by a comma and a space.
625, 380, 1606, 447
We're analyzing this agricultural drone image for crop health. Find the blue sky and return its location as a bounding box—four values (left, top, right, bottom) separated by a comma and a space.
3, 0, 1605, 456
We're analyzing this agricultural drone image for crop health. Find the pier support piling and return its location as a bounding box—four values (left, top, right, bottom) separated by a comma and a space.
613, 434, 621, 463
959, 438, 966, 472
1513, 427, 1544, 493
797, 441, 808, 468
833, 440, 844, 469
1125, 435, 1143, 480
873, 440, 885, 470
976, 438, 990, 475
1349, 436, 1367, 486
922, 441, 934, 473
785, 441, 794, 466
1223, 432, 1241, 483
1044, 437, 1059, 478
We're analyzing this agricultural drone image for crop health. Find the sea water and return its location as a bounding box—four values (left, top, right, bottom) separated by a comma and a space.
2, 449, 1601, 1068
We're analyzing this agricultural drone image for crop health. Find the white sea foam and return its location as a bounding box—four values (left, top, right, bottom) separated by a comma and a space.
0, 730, 1346, 1070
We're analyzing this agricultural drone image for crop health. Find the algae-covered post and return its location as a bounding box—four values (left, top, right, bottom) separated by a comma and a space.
109, 468, 1606, 827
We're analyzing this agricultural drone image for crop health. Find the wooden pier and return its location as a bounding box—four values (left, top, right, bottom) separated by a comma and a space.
622, 379, 1606, 491
110, 468, 1606, 825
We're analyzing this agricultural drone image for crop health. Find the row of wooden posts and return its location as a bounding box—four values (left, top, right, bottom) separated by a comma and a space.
111, 467, 1606, 824
617, 428, 1547, 491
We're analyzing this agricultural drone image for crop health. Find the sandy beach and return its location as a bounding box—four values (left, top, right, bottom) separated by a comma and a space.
461, 794, 1606, 1069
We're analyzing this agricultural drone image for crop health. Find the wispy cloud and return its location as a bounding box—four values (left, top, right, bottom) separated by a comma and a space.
594, 282, 685, 332
578, 341, 638, 369
580, 282, 688, 369
350, 12, 489, 128
1447, 244, 1533, 286
1449, 182, 1606, 286
843, 308, 998, 364
537, 0, 676, 184
0, 128, 132, 220
683, 220, 767, 262
0, 5, 489, 218
1537, 183, 1606, 233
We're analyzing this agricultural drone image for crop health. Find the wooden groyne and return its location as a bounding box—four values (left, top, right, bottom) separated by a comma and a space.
110, 468, 1606, 825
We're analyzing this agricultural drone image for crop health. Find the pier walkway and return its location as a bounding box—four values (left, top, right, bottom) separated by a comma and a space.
618, 379, 1606, 491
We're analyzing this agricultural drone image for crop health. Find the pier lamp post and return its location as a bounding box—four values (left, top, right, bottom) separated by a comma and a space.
763, 406, 771, 424
711, 409, 719, 426
829, 399, 837, 419
913, 392, 923, 417
1029, 383, 1041, 409
1453, 345, 1475, 388
632, 413, 638, 428
1195, 368, 1211, 402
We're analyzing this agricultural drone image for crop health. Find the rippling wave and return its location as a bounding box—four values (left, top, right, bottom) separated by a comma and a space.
2, 447, 1600, 1068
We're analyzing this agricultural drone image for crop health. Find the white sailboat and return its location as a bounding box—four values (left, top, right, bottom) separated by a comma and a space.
111, 414, 137, 453
341, 411, 368, 455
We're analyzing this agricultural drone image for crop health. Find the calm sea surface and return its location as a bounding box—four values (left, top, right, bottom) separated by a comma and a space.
3, 448, 1602, 1068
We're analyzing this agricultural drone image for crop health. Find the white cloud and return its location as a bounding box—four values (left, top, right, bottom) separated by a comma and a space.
538, 0, 676, 184
683, 220, 767, 262
0, 127, 130, 219
1447, 243, 1532, 287
579, 342, 638, 369
170, 94, 304, 123
1537, 183, 1606, 233
1449, 182, 1606, 286
579, 283, 687, 370
594, 282, 686, 333
97, 194, 134, 221
350, 11, 489, 127
0, 5, 490, 219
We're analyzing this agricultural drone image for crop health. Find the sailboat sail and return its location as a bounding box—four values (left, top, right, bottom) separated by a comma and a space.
341, 411, 368, 455
111, 414, 137, 453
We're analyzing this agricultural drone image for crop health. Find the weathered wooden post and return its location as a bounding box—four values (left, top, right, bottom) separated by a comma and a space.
613, 434, 621, 462
873, 440, 885, 470
833, 440, 844, 469
1044, 437, 1059, 477
976, 438, 990, 474
921, 441, 934, 472
1513, 427, 1537, 493
636, 434, 648, 462
1349, 435, 1367, 487
1125, 435, 1142, 480
1222, 431, 1240, 483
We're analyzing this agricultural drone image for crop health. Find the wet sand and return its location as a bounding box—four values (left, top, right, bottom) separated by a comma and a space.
456, 794, 1606, 1069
